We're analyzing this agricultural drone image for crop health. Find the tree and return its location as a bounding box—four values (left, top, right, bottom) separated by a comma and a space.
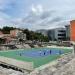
23, 29, 31, 40
2, 26, 16, 34
19, 38, 24, 44
0, 38, 6, 44
23, 29, 49, 42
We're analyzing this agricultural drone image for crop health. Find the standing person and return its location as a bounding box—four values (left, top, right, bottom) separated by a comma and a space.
44, 51, 46, 55
50, 50, 51, 54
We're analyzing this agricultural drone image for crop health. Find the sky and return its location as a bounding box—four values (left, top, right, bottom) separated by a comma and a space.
0, 0, 75, 30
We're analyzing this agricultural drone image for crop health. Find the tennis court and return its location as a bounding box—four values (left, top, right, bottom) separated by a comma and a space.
0, 47, 73, 68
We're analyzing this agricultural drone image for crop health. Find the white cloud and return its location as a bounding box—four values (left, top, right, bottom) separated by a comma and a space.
31, 5, 37, 13
0, 0, 75, 30
31, 4, 43, 15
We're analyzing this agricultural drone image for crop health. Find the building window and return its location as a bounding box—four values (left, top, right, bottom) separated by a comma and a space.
58, 34, 66, 36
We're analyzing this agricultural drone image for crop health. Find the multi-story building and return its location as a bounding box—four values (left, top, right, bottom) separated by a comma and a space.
0, 29, 26, 44
10, 29, 26, 42
10, 29, 26, 38
17, 32, 26, 40
36, 28, 66, 41
48, 28, 66, 41
10, 29, 22, 38
65, 25, 70, 40
70, 20, 75, 41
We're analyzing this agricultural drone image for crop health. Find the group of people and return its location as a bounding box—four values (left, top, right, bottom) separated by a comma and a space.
39, 50, 52, 56
39, 49, 62, 56
19, 50, 63, 57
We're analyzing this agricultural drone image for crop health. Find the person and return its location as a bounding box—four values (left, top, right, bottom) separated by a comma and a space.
44, 51, 46, 55
43, 50, 46, 55
50, 50, 51, 54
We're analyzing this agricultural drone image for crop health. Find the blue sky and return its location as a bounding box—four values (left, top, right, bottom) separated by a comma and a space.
0, 0, 75, 30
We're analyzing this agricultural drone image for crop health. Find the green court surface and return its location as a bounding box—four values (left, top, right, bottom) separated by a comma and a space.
0, 48, 73, 68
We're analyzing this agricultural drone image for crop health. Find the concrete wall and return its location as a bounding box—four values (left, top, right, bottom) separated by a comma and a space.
0, 56, 34, 71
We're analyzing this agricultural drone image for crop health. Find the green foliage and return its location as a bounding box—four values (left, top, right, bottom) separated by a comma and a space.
0, 38, 6, 44
2, 26, 16, 34
23, 29, 49, 42
0, 26, 49, 42
23, 29, 31, 40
